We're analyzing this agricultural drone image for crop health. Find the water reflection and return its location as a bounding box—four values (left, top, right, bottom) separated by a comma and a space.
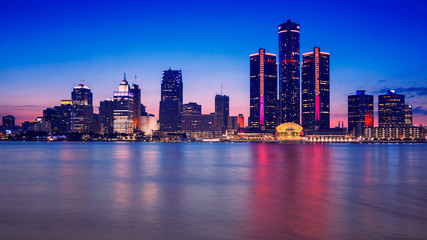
0, 142, 426, 239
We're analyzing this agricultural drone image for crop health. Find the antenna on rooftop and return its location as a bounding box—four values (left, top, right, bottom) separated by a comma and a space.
221, 81, 223, 95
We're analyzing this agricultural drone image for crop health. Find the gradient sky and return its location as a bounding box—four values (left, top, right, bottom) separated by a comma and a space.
1, 0, 427, 126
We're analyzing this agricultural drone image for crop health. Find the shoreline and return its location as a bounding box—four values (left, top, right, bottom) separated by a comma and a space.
1, 140, 426, 144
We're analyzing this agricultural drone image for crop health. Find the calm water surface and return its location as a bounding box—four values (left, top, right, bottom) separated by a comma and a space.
0, 142, 426, 239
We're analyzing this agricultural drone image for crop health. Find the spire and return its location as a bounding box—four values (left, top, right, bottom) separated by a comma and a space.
221, 81, 223, 95
124, 73, 126, 81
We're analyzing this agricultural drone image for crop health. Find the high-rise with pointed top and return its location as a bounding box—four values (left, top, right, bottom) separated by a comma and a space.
278, 19, 300, 124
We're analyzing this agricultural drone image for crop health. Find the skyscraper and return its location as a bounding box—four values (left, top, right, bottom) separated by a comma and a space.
99, 99, 114, 135
302, 47, 330, 130
159, 69, 183, 131
214, 94, 229, 131
130, 83, 141, 131
113, 74, 134, 134
278, 19, 300, 124
348, 90, 374, 135
71, 82, 93, 133
404, 105, 413, 125
249, 48, 277, 131
378, 90, 405, 126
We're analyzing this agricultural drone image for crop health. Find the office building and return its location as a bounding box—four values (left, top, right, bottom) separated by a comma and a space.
43, 108, 60, 134
130, 83, 141, 131
278, 19, 300, 124
378, 90, 405, 126
99, 99, 114, 135
405, 105, 413, 125
71, 82, 93, 133
228, 116, 239, 130
113, 74, 134, 134
249, 48, 277, 131
214, 94, 229, 131
159, 69, 183, 131
302, 47, 330, 130
182, 102, 202, 115
57, 100, 73, 134
181, 113, 216, 132
2, 115, 15, 129
348, 90, 374, 136
363, 126, 423, 140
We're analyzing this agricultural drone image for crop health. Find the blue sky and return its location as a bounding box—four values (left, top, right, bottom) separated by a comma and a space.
1, 0, 426, 125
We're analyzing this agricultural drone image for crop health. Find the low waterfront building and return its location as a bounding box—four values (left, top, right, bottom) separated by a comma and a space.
29, 118, 51, 133
363, 126, 424, 140
276, 122, 303, 141
304, 128, 351, 142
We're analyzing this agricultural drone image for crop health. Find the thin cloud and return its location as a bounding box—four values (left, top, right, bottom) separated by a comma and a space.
373, 87, 427, 96
413, 106, 427, 116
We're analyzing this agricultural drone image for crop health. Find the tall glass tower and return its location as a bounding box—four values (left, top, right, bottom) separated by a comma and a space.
278, 19, 300, 124
301, 47, 330, 131
249, 48, 277, 131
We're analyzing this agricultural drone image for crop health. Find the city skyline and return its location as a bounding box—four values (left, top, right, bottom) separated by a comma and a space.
1, 1, 427, 126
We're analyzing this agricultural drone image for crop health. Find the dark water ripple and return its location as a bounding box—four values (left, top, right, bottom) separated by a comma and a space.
0, 142, 426, 239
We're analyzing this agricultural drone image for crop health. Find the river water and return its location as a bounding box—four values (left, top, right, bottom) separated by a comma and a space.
0, 142, 426, 239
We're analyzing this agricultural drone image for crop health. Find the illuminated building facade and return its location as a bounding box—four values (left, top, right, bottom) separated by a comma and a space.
141, 113, 159, 136
348, 90, 374, 136
56, 100, 73, 133
214, 94, 229, 131
113, 74, 134, 134
404, 105, 412, 125
2, 115, 15, 129
378, 90, 405, 126
238, 114, 244, 129
99, 99, 114, 135
278, 19, 300, 124
302, 47, 330, 131
363, 126, 423, 140
159, 69, 183, 131
249, 48, 277, 131
130, 83, 141, 131
275, 122, 303, 141
71, 82, 93, 133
